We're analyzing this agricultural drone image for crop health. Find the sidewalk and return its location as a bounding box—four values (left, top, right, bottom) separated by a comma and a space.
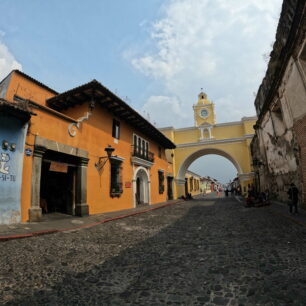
0, 199, 184, 242
268, 200, 306, 228
235, 195, 306, 228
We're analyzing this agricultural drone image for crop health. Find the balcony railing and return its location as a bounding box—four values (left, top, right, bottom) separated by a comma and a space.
132, 145, 154, 162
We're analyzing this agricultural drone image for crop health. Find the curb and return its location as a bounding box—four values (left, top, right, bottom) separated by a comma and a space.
269, 209, 306, 228
0, 200, 184, 242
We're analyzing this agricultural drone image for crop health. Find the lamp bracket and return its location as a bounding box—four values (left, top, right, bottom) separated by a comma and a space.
95, 156, 109, 173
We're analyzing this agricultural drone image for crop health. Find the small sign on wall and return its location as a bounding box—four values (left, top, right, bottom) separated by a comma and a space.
25, 148, 33, 156
49, 161, 68, 173
125, 181, 132, 188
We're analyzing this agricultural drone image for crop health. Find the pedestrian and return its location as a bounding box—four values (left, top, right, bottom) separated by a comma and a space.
225, 189, 229, 197
287, 183, 299, 214
216, 187, 220, 196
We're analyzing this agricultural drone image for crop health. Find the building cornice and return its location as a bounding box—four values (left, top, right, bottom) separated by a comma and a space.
176, 135, 254, 148
159, 116, 257, 132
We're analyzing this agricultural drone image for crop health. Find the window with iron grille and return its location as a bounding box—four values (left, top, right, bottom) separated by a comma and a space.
110, 159, 123, 197
132, 134, 153, 162
158, 171, 164, 194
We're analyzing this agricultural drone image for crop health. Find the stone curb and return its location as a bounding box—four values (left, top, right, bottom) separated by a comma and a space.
0, 200, 185, 242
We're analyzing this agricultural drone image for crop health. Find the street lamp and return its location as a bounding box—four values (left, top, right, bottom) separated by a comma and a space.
105, 145, 115, 158
95, 145, 115, 172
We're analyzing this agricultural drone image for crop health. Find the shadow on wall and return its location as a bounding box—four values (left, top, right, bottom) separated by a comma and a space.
6, 198, 306, 305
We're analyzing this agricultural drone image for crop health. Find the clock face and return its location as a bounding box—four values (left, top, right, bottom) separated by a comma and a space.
200, 108, 209, 118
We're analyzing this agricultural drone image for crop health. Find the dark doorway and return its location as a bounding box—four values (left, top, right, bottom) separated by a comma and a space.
136, 177, 141, 205
40, 151, 77, 215
167, 177, 173, 200
185, 178, 188, 197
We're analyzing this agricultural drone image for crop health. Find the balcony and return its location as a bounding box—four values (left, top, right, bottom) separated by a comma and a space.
132, 145, 154, 162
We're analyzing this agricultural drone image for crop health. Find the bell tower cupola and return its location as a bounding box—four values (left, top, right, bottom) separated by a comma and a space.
193, 90, 216, 127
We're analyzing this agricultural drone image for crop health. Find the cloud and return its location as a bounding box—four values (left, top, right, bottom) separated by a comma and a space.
141, 95, 189, 127
0, 35, 22, 78
128, 0, 282, 127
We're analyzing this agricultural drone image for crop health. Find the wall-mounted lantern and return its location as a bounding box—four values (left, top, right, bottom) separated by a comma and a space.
10, 143, 16, 152
2, 140, 16, 151
95, 145, 115, 173
2, 140, 9, 150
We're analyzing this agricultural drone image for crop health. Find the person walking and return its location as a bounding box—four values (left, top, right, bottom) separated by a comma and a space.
288, 183, 299, 214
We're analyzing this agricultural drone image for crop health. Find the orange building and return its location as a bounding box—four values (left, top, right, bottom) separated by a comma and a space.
0, 70, 175, 223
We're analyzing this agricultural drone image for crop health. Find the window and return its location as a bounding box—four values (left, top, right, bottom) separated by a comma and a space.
112, 119, 120, 139
145, 142, 148, 158
134, 135, 137, 152
158, 146, 162, 158
138, 137, 141, 152
158, 171, 165, 194
132, 134, 153, 162
110, 159, 123, 197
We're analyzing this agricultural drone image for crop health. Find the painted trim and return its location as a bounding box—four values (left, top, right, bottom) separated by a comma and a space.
159, 116, 257, 132
238, 172, 255, 181
131, 156, 154, 168
176, 147, 243, 181
110, 155, 125, 162
176, 135, 254, 148
133, 166, 151, 207
35, 136, 88, 158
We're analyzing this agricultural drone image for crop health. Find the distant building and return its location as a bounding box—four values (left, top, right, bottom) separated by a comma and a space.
251, 0, 306, 205
184, 170, 202, 197
200, 176, 212, 194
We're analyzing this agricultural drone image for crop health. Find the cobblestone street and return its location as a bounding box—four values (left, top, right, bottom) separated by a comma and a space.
1, 196, 306, 305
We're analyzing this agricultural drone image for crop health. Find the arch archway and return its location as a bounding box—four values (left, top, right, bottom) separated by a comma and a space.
133, 167, 150, 206
177, 147, 242, 182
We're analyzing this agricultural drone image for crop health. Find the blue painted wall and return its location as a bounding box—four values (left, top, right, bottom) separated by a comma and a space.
0, 115, 28, 224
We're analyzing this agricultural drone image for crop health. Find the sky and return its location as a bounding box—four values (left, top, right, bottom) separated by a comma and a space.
0, 0, 283, 183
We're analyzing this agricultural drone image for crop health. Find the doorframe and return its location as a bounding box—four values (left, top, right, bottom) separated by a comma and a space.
29, 136, 89, 222
133, 166, 150, 207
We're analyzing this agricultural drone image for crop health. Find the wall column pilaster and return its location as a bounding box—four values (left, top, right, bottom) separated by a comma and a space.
29, 145, 46, 222
75, 157, 89, 216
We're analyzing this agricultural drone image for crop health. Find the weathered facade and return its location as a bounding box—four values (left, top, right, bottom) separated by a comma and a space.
251, 0, 306, 204
0, 99, 31, 223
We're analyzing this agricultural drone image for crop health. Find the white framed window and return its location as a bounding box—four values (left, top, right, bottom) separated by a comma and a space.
133, 134, 149, 156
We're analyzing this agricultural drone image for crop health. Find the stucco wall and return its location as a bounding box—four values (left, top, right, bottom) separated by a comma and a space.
0, 115, 27, 224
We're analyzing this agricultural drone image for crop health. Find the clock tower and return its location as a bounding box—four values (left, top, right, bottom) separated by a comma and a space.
193, 91, 216, 127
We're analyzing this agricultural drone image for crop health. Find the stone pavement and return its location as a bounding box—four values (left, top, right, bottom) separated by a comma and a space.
0, 199, 183, 240
1, 195, 306, 305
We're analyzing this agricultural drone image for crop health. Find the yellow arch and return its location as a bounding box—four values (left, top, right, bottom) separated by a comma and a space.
177, 147, 242, 181
160, 116, 257, 198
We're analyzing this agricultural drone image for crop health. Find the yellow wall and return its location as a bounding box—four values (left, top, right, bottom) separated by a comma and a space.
160, 117, 256, 198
